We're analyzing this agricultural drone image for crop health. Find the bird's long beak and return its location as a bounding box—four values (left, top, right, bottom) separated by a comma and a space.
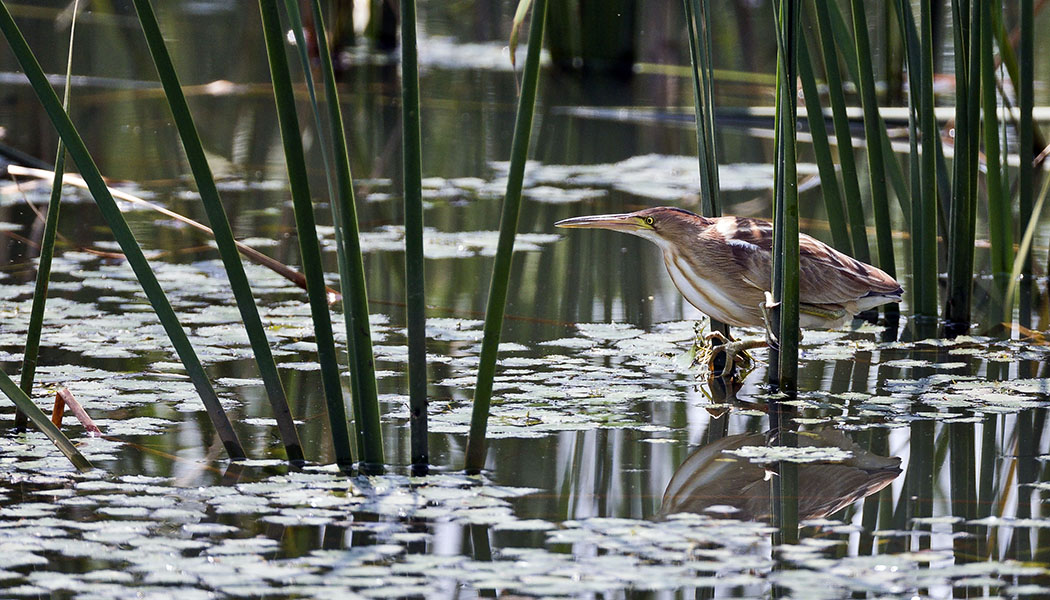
554, 213, 650, 232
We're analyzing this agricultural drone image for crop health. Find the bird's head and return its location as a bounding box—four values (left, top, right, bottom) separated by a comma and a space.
555, 206, 707, 249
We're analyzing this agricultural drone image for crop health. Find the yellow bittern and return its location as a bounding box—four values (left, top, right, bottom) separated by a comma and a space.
555, 206, 902, 375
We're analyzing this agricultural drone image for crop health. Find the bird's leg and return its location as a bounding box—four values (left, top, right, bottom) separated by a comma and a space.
760, 291, 780, 351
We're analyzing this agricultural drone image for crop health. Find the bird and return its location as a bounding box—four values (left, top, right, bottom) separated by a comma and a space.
555, 206, 903, 375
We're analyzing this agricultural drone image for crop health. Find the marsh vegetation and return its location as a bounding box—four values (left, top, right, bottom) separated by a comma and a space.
1, 0, 1049, 597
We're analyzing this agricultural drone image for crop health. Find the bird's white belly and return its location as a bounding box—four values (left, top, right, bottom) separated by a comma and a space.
800, 311, 849, 329
663, 253, 749, 326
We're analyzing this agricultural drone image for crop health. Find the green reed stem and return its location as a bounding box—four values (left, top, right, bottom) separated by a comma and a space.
896, 0, 922, 316
400, 0, 429, 471
464, 0, 547, 473
916, 0, 938, 321
827, 2, 911, 221
1017, 0, 1034, 326
771, 0, 799, 393
935, 128, 952, 237
847, 0, 897, 303
1005, 172, 1050, 319
797, 38, 851, 253
880, 123, 912, 225
998, 35, 1010, 245
15, 0, 78, 432
897, 0, 938, 319
884, 2, 901, 105
283, 0, 384, 466
770, 28, 783, 383
683, 0, 729, 347
1, 369, 91, 471
132, 0, 304, 463
963, 0, 981, 321
258, 0, 353, 469
283, 0, 335, 201
811, 0, 868, 263
980, 0, 1012, 299
283, 0, 383, 468
944, 0, 979, 331
682, 0, 721, 220
0, 0, 246, 460
989, 0, 1045, 154
15, 148, 64, 433
281, 0, 361, 457
698, 3, 719, 221
305, 0, 385, 472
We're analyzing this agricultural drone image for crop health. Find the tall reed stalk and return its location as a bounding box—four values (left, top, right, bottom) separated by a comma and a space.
281, 0, 356, 450
0, 1, 246, 460
989, 1, 1046, 154
847, 0, 897, 319
132, 0, 304, 462
307, 0, 385, 471
1017, 0, 1034, 327
979, 0, 1012, 307
464, 0, 547, 473
826, 1, 911, 227
944, 0, 980, 333
897, 0, 923, 316
915, 0, 938, 321
896, 0, 939, 320
682, 0, 730, 363
400, 0, 429, 471
15, 0, 78, 432
680, 0, 719, 220
797, 38, 852, 254
257, 0, 353, 468
770, 0, 799, 392
282, 0, 384, 470
811, 0, 868, 263
281, 0, 384, 467
1006, 171, 1050, 317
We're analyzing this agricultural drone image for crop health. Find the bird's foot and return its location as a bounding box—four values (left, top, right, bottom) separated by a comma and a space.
697, 331, 765, 378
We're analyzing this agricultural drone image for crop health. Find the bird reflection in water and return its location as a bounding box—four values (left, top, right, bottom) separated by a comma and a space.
657, 428, 901, 522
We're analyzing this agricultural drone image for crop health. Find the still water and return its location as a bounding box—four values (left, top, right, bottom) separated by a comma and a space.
2, 1, 1050, 598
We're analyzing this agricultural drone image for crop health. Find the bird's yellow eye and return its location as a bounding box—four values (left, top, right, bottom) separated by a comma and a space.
645, 217, 654, 226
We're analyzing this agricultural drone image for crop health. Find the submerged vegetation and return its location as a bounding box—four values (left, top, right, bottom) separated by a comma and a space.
0, 0, 1049, 596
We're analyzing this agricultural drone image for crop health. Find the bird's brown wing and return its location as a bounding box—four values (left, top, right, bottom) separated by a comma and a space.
712, 217, 902, 305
